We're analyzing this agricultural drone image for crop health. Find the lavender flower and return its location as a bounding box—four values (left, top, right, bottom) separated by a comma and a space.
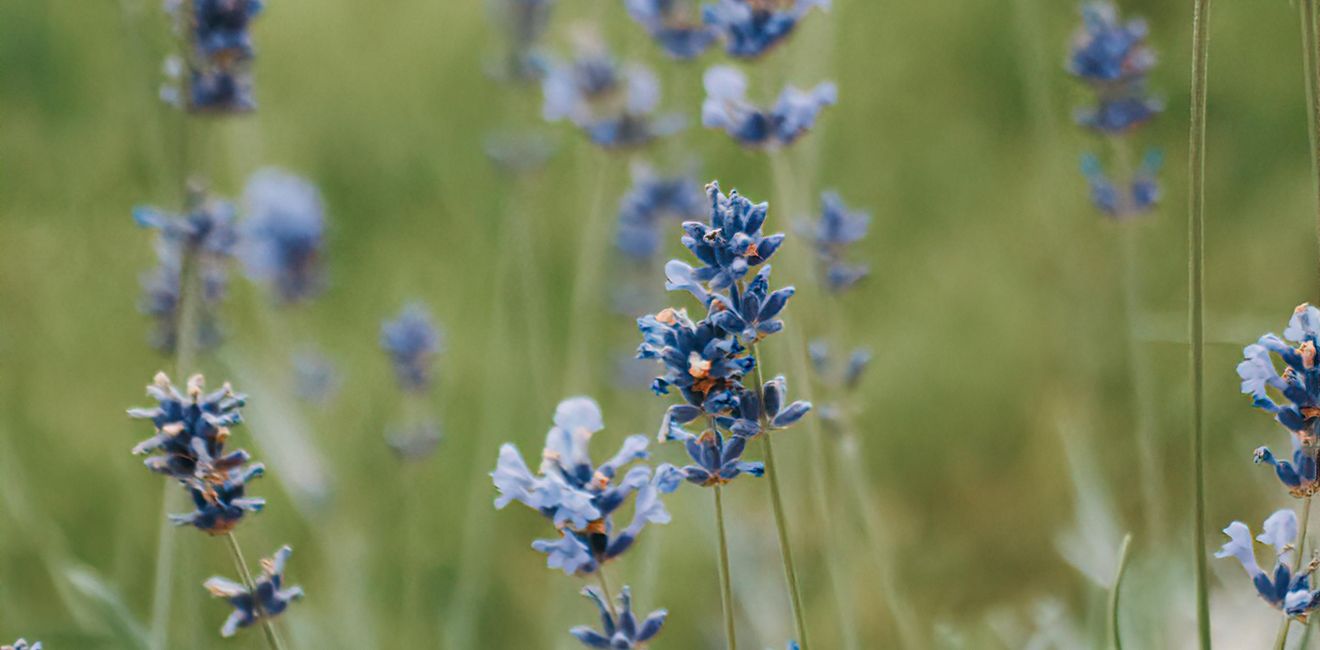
163, 0, 264, 113
1237, 304, 1320, 440
659, 417, 763, 486
128, 373, 267, 534
702, 66, 836, 149
240, 169, 327, 305
702, 0, 829, 59
1216, 510, 1320, 617
204, 545, 304, 637
491, 397, 680, 575
677, 181, 785, 290
2, 641, 40, 650
1080, 150, 1161, 217
542, 36, 683, 149
616, 165, 706, 261
626, 0, 717, 59
134, 194, 238, 353
803, 191, 870, 291
380, 303, 443, 393
570, 585, 667, 648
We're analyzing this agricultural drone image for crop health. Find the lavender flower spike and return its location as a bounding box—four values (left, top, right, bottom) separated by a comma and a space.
204, 545, 304, 637
570, 585, 667, 648
240, 168, 328, 305
702, 66, 836, 149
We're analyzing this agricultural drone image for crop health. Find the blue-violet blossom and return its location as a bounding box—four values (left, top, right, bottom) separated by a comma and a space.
571, 585, 667, 648
240, 168, 327, 305
702, 0, 829, 59
803, 191, 870, 292
626, 0, 717, 59
1217, 510, 1320, 617
542, 37, 683, 149
380, 303, 443, 393
702, 66, 836, 149
204, 544, 304, 637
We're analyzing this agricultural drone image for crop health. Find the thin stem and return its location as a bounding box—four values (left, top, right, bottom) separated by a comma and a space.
713, 483, 738, 650
1109, 533, 1133, 650
224, 532, 285, 650
1274, 496, 1314, 650
750, 342, 811, 649
1186, 0, 1213, 646
1303, 0, 1320, 297
595, 568, 619, 620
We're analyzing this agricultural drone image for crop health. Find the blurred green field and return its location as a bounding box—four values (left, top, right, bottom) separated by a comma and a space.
5, 0, 1320, 647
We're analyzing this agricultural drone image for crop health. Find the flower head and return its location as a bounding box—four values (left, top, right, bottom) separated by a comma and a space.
678, 181, 784, 289
616, 165, 706, 261
204, 545, 304, 637
1238, 304, 1320, 439
2, 641, 40, 650
164, 0, 264, 113
707, 265, 795, 342
1067, 1, 1161, 134
134, 194, 238, 353
702, 0, 829, 59
702, 66, 836, 149
240, 169, 327, 305
380, 303, 443, 393
171, 463, 266, 534
492, 397, 680, 575
626, 0, 717, 59
659, 417, 763, 486
542, 35, 683, 149
802, 191, 870, 291
1216, 511, 1320, 617
637, 307, 754, 410
1080, 150, 1161, 218
570, 585, 667, 648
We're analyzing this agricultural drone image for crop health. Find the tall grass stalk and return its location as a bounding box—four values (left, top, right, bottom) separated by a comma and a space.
749, 339, 811, 649
1302, 0, 1320, 292
561, 150, 614, 393
1109, 533, 1132, 650
1186, 0, 1213, 645
713, 482, 738, 650
223, 531, 286, 650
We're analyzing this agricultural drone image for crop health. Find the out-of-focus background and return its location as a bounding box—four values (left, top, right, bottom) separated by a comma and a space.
2, 0, 1318, 647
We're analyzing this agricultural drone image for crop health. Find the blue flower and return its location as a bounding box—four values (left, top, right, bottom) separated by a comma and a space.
492, 397, 679, 574
626, 0, 718, 59
802, 191, 870, 291
1080, 150, 1161, 218
240, 169, 327, 305
570, 585, 667, 648
191, 0, 264, 59
702, 66, 836, 149
163, 0, 263, 113
488, 0, 555, 82
616, 165, 706, 261
172, 463, 266, 534
808, 341, 871, 391
380, 303, 443, 393
1067, 2, 1161, 134
660, 418, 763, 486
636, 308, 754, 410
1216, 510, 1320, 616
1237, 304, 1320, 438
134, 194, 238, 353
702, 0, 829, 59
707, 265, 795, 342
1255, 439, 1319, 499
677, 181, 785, 289
187, 67, 256, 113
204, 545, 304, 637
542, 38, 683, 149
2, 640, 41, 650
128, 373, 248, 481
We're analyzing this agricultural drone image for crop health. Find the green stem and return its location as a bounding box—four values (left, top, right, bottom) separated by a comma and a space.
713, 483, 738, 650
595, 568, 618, 620
1109, 533, 1133, 650
224, 532, 285, 650
750, 342, 811, 649
1186, 0, 1212, 646
1302, 0, 1320, 298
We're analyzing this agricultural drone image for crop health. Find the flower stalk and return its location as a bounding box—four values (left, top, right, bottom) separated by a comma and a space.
223, 532, 285, 650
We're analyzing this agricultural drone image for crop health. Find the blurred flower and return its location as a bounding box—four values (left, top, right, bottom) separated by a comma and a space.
134, 193, 238, 353
487, 0, 554, 82
204, 544, 304, 637
380, 303, 443, 393
163, 0, 264, 113
570, 585, 667, 648
491, 397, 680, 575
802, 191, 870, 291
172, 463, 266, 534
387, 421, 443, 461
1238, 304, 1320, 441
542, 35, 683, 149
291, 349, 340, 405
702, 0, 829, 59
240, 168, 327, 305
702, 66, 836, 149
1067, 1, 1161, 134
1080, 150, 1161, 218
616, 164, 706, 261
2, 641, 40, 650
1216, 510, 1320, 616
808, 340, 871, 392
677, 181, 784, 289
626, 0, 717, 59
